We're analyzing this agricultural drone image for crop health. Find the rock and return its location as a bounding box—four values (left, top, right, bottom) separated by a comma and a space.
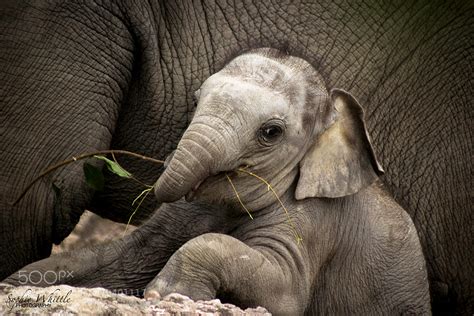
0, 284, 271, 315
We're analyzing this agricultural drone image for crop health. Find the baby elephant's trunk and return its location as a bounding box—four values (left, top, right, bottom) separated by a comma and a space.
153, 120, 229, 203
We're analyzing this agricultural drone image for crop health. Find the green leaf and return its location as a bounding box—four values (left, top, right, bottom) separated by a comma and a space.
83, 162, 105, 191
93, 155, 131, 178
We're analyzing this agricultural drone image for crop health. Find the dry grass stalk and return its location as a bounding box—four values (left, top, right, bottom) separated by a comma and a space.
234, 168, 303, 244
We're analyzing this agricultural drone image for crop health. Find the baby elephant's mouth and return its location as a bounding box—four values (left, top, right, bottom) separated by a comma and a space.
184, 166, 248, 202
185, 179, 204, 201
184, 171, 229, 202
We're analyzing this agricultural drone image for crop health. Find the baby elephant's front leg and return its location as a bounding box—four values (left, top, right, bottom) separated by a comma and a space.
145, 233, 308, 315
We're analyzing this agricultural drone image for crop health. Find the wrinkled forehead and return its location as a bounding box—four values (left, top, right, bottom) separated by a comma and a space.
199, 73, 292, 113
199, 54, 310, 110
222, 54, 297, 80
219, 53, 307, 97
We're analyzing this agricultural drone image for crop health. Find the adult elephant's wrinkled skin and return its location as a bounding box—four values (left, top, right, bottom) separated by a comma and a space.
0, 1, 472, 314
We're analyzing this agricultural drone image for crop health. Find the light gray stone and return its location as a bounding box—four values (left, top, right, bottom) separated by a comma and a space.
0, 284, 271, 315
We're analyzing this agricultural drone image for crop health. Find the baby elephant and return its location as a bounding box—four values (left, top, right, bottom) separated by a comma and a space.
147, 48, 430, 314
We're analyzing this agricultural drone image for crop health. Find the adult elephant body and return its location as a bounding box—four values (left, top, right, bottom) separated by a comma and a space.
0, 0, 472, 313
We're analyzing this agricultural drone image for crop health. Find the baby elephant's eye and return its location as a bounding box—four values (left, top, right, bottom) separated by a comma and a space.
258, 119, 285, 146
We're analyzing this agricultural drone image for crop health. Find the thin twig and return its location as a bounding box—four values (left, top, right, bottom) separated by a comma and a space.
123, 187, 153, 236
225, 173, 254, 219
12, 150, 164, 206
237, 168, 303, 244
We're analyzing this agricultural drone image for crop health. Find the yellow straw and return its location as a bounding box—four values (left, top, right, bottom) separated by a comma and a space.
237, 168, 303, 244
225, 173, 254, 219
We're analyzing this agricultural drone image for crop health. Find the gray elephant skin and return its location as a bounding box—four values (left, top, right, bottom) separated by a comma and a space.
4, 51, 433, 314
0, 1, 472, 314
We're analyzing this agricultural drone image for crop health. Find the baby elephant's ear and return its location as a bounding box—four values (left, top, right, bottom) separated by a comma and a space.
295, 89, 384, 199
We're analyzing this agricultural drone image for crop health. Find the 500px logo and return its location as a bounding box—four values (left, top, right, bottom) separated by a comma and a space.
16, 270, 74, 285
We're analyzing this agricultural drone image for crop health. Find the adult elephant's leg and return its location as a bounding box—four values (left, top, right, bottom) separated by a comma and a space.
0, 2, 156, 279
3, 200, 233, 292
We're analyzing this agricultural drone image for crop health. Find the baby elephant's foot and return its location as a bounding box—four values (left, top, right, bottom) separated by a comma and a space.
144, 268, 216, 302
144, 236, 219, 301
